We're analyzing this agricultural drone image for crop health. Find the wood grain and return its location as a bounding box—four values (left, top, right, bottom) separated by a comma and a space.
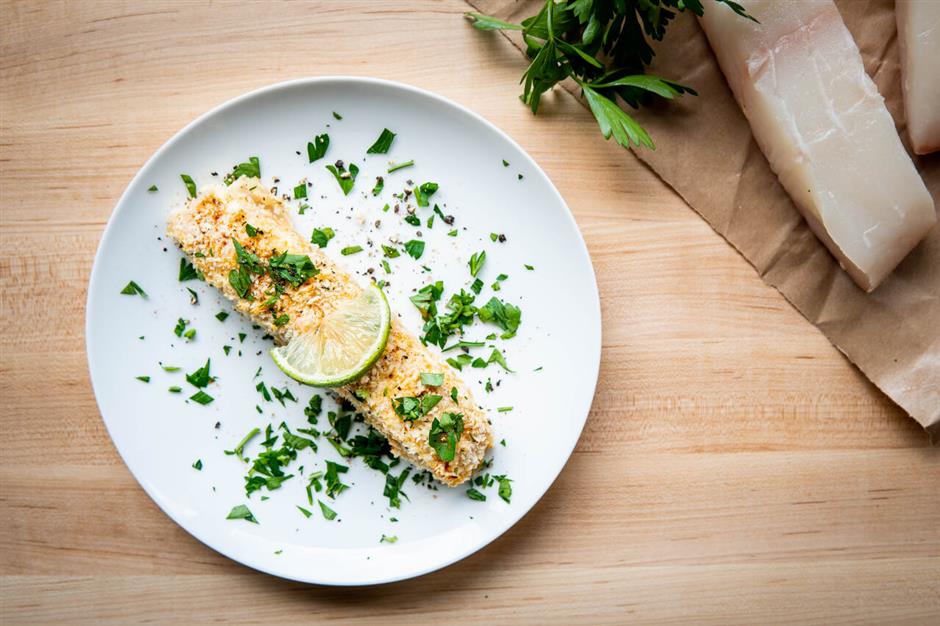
1, 1, 937, 623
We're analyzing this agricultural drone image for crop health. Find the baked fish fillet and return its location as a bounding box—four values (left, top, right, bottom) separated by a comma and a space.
897, 0, 940, 155
700, 0, 936, 292
167, 177, 492, 486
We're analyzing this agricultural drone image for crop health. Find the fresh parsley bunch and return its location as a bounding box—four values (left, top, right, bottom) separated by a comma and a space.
466, 0, 753, 149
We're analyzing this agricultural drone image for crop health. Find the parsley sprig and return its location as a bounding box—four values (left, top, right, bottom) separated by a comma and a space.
466, 0, 754, 149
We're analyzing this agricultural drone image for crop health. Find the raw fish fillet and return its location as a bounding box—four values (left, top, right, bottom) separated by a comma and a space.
699, 0, 936, 292
897, 0, 940, 154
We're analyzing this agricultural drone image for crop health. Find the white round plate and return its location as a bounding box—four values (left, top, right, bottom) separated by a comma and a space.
86, 77, 601, 585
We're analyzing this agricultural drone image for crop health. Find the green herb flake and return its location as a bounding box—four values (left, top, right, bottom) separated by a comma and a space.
340, 245, 363, 256
307, 133, 330, 163
120, 281, 147, 297
466, 488, 487, 502
469, 250, 486, 277
223, 156, 261, 185
326, 161, 359, 195
414, 182, 438, 207
186, 359, 212, 388
148, 184, 158, 192
136, 375, 150, 383
168, 386, 182, 393
380, 535, 398, 544
477, 297, 522, 338
311, 227, 335, 248
447, 229, 458, 237
180, 174, 197, 198
186, 287, 199, 304
318, 500, 338, 520
372, 176, 384, 196
404, 240, 425, 260
497, 406, 513, 413
502, 159, 509, 167
189, 390, 214, 405
429, 412, 463, 462
524, 264, 535, 271
332, 111, 342, 120
420, 372, 444, 387
366, 128, 396, 154
293, 183, 307, 199
496, 475, 512, 503
216, 311, 229, 322
226, 504, 258, 524
223, 345, 232, 355
387, 160, 414, 173
297, 505, 313, 519
381, 259, 392, 274
192, 459, 203, 470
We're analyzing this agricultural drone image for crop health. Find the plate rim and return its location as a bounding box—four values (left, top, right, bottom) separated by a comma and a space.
85, 75, 602, 586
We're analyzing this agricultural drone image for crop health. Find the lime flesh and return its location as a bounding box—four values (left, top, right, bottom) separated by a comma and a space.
271, 284, 390, 387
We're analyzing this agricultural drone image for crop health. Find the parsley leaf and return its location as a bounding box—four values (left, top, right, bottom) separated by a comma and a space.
429, 412, 463, 461
120, 281, 147, 297
496, 474, 512, 503
185, 359, 212, 388
325, 161, 359, 195
293, 183, 308, 199
384, 467, 411, 508
178, 257, 199, 282
414, 182, 438, 207
311, 227, 335, 248
341, 245, 363, 256
180, 174, 197, 198
318, 500, 338, 520
404, 240, 425, 260
366, 128, 396, 154
189, 390, 214, 405
226, 504, 258, 524
307, 133, 329, 163
324, 461, 349, 498
420, 372, 444, 387
469, 250, 486, 277
477, 297, 522, 338
466, 488, 487, 501
393, 394, 442, 422
224, 156, 261, 185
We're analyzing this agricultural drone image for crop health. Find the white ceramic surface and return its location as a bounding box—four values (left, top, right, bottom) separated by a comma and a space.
86, 77, 601, 585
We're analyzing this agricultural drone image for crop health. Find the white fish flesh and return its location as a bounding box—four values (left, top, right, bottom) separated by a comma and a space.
897, 0, 940, 155
699, 0, 936, 292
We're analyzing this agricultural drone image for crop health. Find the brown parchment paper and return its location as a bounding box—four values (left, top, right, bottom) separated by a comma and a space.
472, 0, 940, 435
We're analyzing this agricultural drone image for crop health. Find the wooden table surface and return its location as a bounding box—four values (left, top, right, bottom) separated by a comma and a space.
2, 1, 938, 623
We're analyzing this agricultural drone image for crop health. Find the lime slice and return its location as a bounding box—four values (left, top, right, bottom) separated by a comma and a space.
271, 283, 390, 387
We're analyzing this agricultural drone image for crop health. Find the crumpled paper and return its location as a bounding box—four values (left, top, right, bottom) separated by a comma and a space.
472, 0, 939, 435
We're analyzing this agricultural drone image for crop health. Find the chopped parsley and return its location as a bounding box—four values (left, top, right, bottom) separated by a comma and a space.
226, 504, 258, 524
223, 156, 261, 185
179, 258, 199, 281
502, 159, 509, 167
189, 390, 214, 405
420, 372, 444, 387
325, 161, 359, 195
466, 488, 486, 501
429, 412, 463, 461
318, 500, 338, 520
297, 505, 313, 519
393, 394, 442, 422
185, 359, 212, 388
366, 128, 396, 154
497, 406, 513, 413
148, 184, 158, 192
293, 183, 307, 199
324, 461, 349, 498
496, 475, 513, 503
341, 245, 363, 256
135, 376, 150, 383
382, 244, 400, 258
180, 174, 197, 198
311, 227, 335, 248
477, 297, 521, 338
307, 133, 330, 163
215, 311, 229, 322
404, 240, 425, 260
469, 250, 486, 277
168, 386, 182, 393
414, 182, 438, 207
404, 214, 420, 227
372, 176, 384, 196
186, 288, 199, 304
173, 318, 189, 337
273, 314, 289, 326
192, 459, 203, 470
387, 160, 414, 173
245, 223, 259, 237
384, 467, 411, 508
120, 281, 147, 297
332, 111, 342, 120
380, 535, 398, 544
524, 264, 535, 270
